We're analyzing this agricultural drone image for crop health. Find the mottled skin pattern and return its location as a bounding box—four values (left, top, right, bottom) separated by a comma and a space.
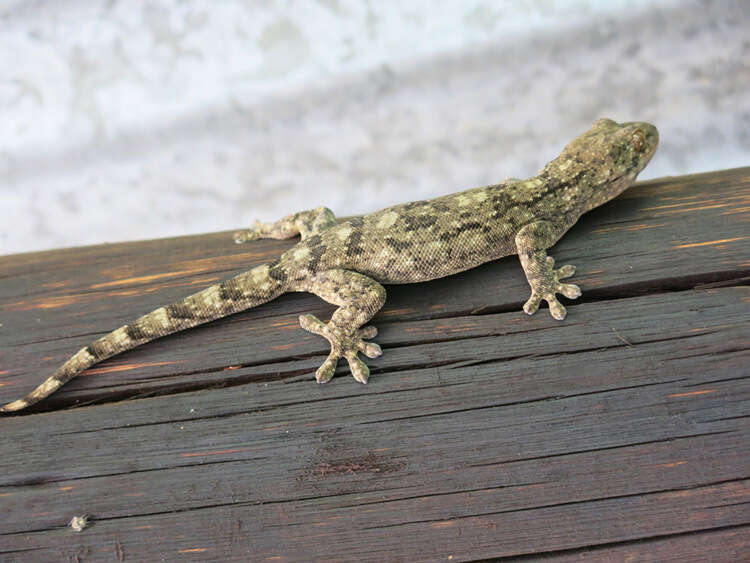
1, 118, 658, 413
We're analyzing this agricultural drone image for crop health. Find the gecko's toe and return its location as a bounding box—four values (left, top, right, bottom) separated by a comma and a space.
359, 340, 382, 358
315, 354, 338, 384
346, 354, 370, 384
547, 297, 567, 320
233, 230, 260, 244
358, 325, 378, 339
556, 264, 576, 279
233, 220, 267, 244
299, 314, 326, 335
558, 283, 582, 299
523, 292, 542, 315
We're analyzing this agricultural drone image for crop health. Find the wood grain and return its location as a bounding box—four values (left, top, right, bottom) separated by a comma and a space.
1, 167, 748, 561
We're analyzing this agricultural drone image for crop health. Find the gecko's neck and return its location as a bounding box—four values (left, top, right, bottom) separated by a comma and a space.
535, 157, 632, 217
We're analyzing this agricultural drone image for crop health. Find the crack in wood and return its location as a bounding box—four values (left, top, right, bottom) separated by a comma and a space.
333, 481, 551, 510
360, 477, 749, 530
466, 430, 737, 468
477, 522, 750, 561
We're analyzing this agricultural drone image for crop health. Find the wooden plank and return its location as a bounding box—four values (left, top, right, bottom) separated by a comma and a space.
0, 286, 748, 559
0, 168, 748, 560
0, 167, 748, 409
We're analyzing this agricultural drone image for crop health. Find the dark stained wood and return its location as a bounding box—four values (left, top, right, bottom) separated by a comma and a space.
0, 167, 748, 561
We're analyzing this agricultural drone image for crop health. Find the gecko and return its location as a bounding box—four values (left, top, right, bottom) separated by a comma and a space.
0, 118, 658, 413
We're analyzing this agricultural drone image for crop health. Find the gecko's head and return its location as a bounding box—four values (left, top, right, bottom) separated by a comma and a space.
570, 118, 658, 181
588, 118, 659, 179
542, 118, 658, 208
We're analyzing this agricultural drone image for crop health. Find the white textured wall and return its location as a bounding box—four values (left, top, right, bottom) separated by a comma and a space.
1, 0, 748, 254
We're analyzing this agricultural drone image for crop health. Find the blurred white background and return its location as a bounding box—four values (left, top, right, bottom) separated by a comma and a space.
1, 0, 748, 254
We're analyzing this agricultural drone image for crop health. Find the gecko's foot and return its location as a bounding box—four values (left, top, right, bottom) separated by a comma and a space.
299, 314, 382, 384
233, 220, 266, 244
523, 257, 581, 320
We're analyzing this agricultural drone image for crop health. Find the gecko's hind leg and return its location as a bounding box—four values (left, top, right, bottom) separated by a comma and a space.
299, 269, 385, 384
234, 206, 337, 243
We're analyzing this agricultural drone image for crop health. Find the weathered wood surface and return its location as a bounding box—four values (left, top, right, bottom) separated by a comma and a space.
0, 167, 748, 561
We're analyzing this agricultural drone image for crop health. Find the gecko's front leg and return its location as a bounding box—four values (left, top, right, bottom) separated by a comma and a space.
515, 220, 582, 320
234, 206, 337, 242
299, 269, 385, 384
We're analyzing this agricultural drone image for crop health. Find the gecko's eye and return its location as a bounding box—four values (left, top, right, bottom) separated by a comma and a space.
631, 130, 646, 153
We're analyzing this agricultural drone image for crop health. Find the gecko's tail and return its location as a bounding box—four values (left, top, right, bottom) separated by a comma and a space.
0, 262, 288, 413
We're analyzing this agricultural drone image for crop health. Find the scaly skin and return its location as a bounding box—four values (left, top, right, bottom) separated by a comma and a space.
1, 118, 658, 412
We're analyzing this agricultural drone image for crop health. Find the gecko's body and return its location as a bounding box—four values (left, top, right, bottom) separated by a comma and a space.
1, 118, 658, 413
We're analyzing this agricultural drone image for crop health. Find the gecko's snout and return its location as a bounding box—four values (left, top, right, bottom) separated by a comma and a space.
641, 123, 659, 154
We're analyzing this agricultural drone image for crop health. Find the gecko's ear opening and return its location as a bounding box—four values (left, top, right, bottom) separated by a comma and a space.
593, 118, 617, 129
